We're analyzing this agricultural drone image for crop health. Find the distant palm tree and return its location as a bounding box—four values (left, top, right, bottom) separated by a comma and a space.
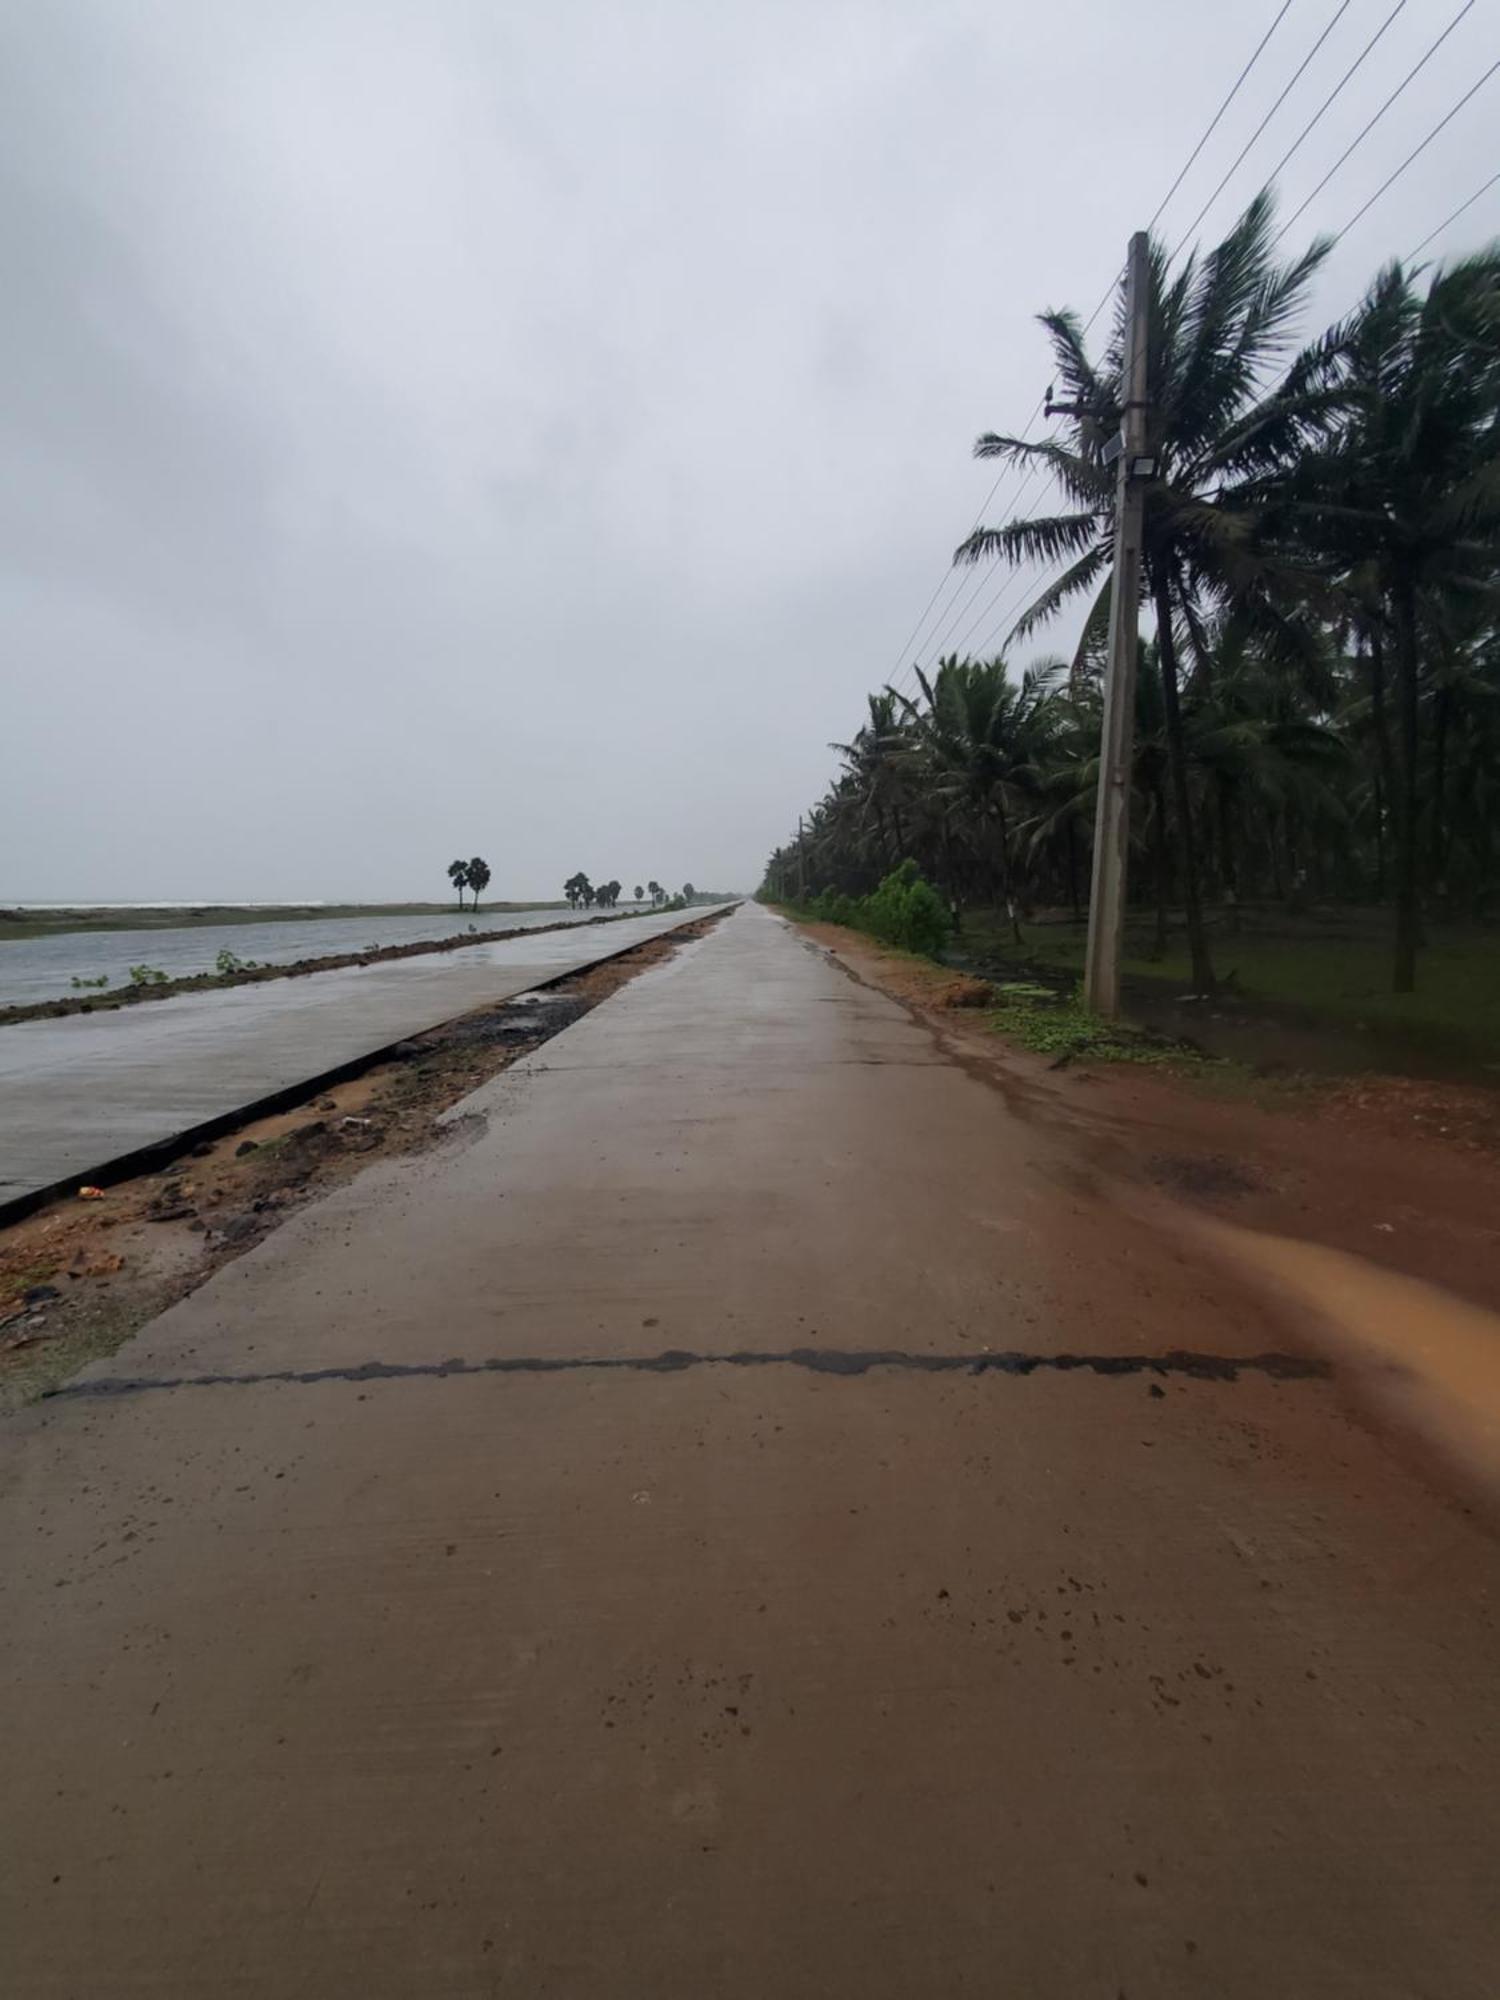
634, 884, 644, 903
831, 690, 917, 869
467, 856, 491, 909
446, 859, 470, 909
906, 654, 1060, 942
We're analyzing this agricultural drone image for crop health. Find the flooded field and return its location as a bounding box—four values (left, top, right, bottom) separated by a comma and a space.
0, 906, 605, 1009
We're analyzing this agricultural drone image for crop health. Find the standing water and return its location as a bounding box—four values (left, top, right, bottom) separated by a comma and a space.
0, 906, 625, 1010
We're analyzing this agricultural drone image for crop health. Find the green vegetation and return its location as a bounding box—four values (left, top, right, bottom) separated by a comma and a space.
763, 194, 1500, 1010
564, 874, 624, 909
127, 964, 168, 986
561, 877, 708, 911
69, 974, 110, 991
792, 862, 952, 958
987, 980, 1195, 1067
958, 907, 1500, 1067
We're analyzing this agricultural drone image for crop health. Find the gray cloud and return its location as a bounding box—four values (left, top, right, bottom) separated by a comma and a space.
3, 0, 1494, 899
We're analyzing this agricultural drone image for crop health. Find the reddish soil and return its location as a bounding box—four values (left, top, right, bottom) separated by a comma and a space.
798, 921, 1500, 1320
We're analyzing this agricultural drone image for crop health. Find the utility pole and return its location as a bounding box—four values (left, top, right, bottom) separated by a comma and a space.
1082, 229, 1152, 1018
796, 815, 807, 901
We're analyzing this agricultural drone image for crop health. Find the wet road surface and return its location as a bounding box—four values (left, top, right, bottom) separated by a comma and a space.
1, 903, 1497, 1995
0, 905, 724, 1209
0, 905, 602, 1009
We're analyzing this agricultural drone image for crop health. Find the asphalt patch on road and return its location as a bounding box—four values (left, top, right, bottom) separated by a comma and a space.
45, 1345, 1330, 1400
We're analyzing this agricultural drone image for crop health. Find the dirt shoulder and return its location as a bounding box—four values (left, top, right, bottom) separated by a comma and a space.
793, 918, 1500, 1321
0, 913, 727, 1407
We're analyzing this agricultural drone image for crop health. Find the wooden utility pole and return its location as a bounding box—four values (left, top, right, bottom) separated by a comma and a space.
796, 815, 807, 901
1083, 230, 1152, 1018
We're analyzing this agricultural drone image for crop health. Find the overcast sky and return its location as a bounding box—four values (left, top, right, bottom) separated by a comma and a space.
3, 0, 1495, 901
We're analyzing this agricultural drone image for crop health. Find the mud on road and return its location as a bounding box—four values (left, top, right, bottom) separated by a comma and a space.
0, 913, 728, 1408
796, 917, 1500, 1514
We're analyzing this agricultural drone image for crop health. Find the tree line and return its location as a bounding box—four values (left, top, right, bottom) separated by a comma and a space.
565, 876, 698, 909
763, 193, 1500, 994
443, 862, 702, 915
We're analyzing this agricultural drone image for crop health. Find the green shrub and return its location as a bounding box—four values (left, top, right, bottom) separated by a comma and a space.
810, 888, 860, 926
859, 861, 951, 957
786, 865, 950, 958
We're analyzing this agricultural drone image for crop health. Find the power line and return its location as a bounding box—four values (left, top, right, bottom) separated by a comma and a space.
972, 556, 1075, 662
1273, 0, 1479, 245
907, 463, 1047, 668
960, 163, 1500, 684
894, 269, 1128, 690
1330, 59, 1500, 248
899, 111, 1500, 718
1407, 168, 1500, 258
883, 2, 1308, 696
885, 2, 1299, 684
945, 486, 1069, 660
1148, 0, 1299, 230
1258, 0, 1411, 194
1168, 0, 1355, 260
917, 525, 1027, 660
883, 402, 1046, 684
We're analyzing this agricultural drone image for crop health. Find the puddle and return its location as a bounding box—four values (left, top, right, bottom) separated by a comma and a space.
1192, 1214, 1500, 1493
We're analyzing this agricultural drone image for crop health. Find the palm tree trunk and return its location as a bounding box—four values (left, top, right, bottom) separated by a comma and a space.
891, 803, 908, 866
1429, 684, 1450, 894
1151, 777, 1170, 960
1267, 804, 1286, 902
1152, 577, 1214, 994
991, 797, 1021, 944
1364, 630, 1395, 903
1390, 582, 1421, 993
1218, 781, 1240, 933
1065, 816, 1081, 921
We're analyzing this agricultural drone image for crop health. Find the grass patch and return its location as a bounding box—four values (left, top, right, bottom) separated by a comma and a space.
952, 906, 1500, 1071
987, 983, 1206, 1068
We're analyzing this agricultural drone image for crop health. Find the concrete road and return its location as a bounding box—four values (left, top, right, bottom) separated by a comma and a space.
2, 904, 1497, 1996
0, 905, 725, 1210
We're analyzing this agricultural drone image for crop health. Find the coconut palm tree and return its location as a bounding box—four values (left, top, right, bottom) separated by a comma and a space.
1258, 251, 1500, 987
904, 654, 1061, 940
955, 191, 1340, 992
446, 859, 470, 908
830, 690, 919, 870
